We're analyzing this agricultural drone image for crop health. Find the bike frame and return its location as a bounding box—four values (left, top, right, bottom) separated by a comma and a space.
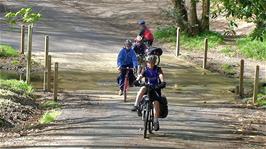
122, 67, 133, 102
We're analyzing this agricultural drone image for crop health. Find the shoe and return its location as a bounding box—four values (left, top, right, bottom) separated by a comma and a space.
131, 106, 138, 111
153, 121, 160, 131
119, 90, 123, 96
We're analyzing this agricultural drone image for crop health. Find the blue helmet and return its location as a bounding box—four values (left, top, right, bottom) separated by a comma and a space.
138, 20, 145, 25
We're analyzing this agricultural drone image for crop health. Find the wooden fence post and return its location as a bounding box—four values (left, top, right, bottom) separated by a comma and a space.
26, 25, 33, 84
176, 27, 180, 56
239, 59, 244, 98
253, 65, 259, 104
203, 38, 208, 69
54, 62, 58, 101
20, 25, 25, 54
47, 55, 52, 92
43, 35, 49, 91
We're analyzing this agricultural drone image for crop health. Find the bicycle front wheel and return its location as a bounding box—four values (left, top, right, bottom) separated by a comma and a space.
123, 77, 128, 102
143, 102, 150, 138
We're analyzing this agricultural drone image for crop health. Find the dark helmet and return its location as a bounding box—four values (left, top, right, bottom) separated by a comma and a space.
145, 55, 157, 64
138, 20, 145, 25
124, 39, 132, 47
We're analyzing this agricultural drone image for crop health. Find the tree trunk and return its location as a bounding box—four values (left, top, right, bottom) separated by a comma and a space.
171, 0, 188, 31
187, 0, 200, 35
201, 0, 210, 31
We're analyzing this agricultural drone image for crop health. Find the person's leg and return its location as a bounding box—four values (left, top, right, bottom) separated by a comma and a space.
153, 100, 160, 131
118, 69, 126, 94
128, 69, 135, 86
131, 86, 146, 111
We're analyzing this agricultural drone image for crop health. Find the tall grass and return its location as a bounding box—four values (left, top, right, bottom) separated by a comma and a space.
0, 44, 18, 57
0, 79, 34, 95
39, 110, 61, 124
237, 37, 266, 60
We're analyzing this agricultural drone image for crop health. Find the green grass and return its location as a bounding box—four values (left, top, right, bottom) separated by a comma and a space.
11, 60, 20, 65
0, 79, 34, 95
0, 44, 18, 57
221, 64, 236, 75
39, 110, 61, 124
40, 100, 61, 109
237, 37, 266, 60
220, 46, 238, 57
154, 26, 224, 50
256, 86, 266, 106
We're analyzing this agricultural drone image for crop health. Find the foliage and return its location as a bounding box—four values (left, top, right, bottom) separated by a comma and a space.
221, 64, 236, 75
5, 7, 41, 25
212, 0, 266, 41
154, 26, 223, 50
40, 100, 61, 109
237, 36, 266, 60
39, 110, 61, 124
0, 79, 34, 96
11, 60, 20, 65
0, 44, 18, 57
220, 46, 237, 57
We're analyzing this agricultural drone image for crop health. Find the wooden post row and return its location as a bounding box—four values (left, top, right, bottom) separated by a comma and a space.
54, 62, 59, 101
176, 27, 180, 56
47, 55, 52, 92
20, 25, 25, 54
26, 25, 33, 84
43, 35, 49, 91
253, 65, 259, 104
203, 38, 208, 69
239, 59, 244, 98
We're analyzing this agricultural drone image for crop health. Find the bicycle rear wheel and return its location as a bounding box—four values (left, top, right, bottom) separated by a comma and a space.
143, 102, 150, 138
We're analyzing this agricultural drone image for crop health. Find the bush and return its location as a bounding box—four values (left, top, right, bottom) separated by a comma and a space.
39, 110, 61, 124
154, 26, 224, 50
0, 44, 18, 57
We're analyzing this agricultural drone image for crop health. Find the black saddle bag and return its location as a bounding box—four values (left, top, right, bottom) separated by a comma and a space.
159, 96, 168, 118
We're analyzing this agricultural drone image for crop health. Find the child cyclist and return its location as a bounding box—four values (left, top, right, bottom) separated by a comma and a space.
117, 40, 138, 95
133, 55, 166, 131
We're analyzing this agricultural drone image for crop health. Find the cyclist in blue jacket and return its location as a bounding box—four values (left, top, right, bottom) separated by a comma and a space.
117, 40, 138, 95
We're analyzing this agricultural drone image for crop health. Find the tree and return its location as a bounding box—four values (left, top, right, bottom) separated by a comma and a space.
213, 0, 266, 41
5, 8, 41, 26
168, 0, 210, 36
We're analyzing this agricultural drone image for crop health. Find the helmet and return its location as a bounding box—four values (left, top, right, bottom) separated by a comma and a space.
124, 39, 132, 47
135, 35, 143, 42
138, 20, 145, 25
145, 55, 157, 64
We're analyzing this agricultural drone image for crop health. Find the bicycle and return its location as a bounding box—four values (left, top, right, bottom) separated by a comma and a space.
136, 82, 165, 138
121, 67, 134, 102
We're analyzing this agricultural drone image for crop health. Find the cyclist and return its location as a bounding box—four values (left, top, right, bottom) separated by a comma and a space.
117, 40, 138, 96
138, 20, 154, 47
133, 55, 166, 131
132, 35, 147, 74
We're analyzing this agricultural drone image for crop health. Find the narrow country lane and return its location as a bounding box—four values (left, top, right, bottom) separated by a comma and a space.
0, 0, 265, 148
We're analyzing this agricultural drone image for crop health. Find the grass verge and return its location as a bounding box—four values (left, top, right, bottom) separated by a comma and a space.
154, 25, 224, 51
237, 37, 266, 61
40, 100, 61, 109
0, 79, 34, 96
39, 110, 61, 124
0, 44, 19, 57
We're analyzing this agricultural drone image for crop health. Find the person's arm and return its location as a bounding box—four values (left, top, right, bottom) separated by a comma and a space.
117, 49, 124, 70
136, 69, 145, 81
131, 49, 138, 69
158, 67, 165, 82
